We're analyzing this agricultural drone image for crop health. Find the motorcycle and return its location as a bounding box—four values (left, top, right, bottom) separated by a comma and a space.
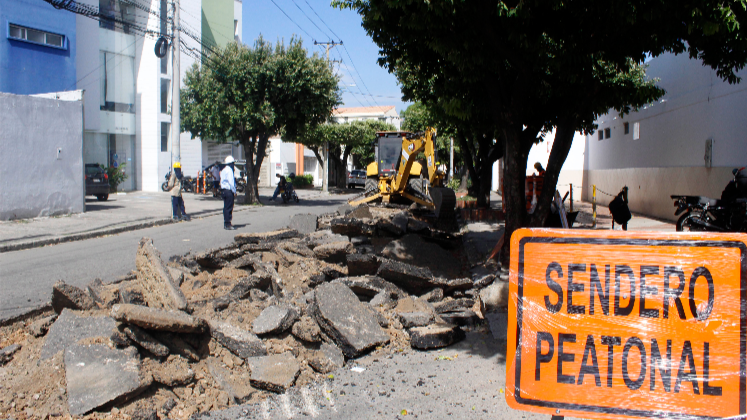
279, 183, 299, 204
161, 169, 195, 193
671, 168, 747, 232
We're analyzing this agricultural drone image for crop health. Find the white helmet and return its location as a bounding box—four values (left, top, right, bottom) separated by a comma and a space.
224, 155, 235, 164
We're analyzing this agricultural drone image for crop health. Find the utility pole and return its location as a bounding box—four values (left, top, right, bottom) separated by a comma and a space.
449, 137, 454, 182
314, 40, 342, 193
171, 0, 181, 164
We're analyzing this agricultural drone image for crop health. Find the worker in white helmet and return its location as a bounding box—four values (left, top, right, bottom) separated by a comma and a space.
220, 156, 237, 230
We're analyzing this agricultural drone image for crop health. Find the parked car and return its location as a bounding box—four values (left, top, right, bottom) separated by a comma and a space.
347, 169, 366, 188
85, 164, 110, 201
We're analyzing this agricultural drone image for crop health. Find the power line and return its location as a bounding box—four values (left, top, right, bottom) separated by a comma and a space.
289, 0, 330, 40
267, 0, 314, 39
302, 0, 341, 40
341, 44, 381, 107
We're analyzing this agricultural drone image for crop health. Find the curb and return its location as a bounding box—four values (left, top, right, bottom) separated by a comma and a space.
0, 207, 251, 254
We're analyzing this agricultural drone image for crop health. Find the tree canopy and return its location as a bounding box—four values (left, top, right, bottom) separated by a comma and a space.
294, 119, 394, 186
181, 37, 340, 203
337, 0, 747, 261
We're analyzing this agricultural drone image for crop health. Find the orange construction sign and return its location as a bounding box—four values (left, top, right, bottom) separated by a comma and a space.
506, 229, 747, 420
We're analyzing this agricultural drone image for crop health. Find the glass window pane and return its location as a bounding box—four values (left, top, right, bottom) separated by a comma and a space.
161, 123, 169, 152
26, 28, 44, 43
160, 79, 169, 114
9, 25, 22, 39
160, 55, 168, 74
45, 33, 63, 47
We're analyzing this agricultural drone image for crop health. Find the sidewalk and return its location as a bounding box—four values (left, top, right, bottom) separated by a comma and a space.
0, 188, 330, 253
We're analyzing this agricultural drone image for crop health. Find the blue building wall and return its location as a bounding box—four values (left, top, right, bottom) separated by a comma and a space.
0, 0, 76, 94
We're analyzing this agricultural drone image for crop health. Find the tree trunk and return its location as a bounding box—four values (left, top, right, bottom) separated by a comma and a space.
476, 156, 493, 208
455, 132, 477, 194
500, 127, 533, 266
338, 147, 351, 187
528, 118, 577, 228
242, 136, 259, 204
311, 147, 324, 184
241, 134, 269, 204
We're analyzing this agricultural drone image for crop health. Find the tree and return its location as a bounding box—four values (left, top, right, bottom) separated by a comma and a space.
295, 119, 395, 186
337, 0, 747, 261
181, 38, 340, 203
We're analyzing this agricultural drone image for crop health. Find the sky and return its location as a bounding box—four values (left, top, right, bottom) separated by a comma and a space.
241, 0, 410, 114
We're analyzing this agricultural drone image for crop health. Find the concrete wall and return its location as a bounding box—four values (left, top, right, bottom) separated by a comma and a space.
0, 91, 84, 220
0, 0, 76, 95
583, 52, 747, 221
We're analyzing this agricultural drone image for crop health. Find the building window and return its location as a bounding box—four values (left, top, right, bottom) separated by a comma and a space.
8, 24, 65, 48
160, 79, 170, 114
100, 52, 136, 113
234, 20, 239, 37
604, 128, 611, 139
633, 122, 640, 140
99, 0, 137, 34
597, 131, 603, 140
161, 123, 169, 152
623, 122, 629, 135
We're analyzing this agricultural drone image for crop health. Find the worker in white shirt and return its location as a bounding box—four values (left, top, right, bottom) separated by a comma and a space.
220, 156, 237, 230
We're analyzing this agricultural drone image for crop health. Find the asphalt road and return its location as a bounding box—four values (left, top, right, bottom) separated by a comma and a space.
194, 328, 565, 420
0, 193, 351, 322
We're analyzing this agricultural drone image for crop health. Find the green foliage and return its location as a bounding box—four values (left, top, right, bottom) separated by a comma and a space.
446, 177, 460, 192
336, 0, 747, 232
102, 163, 127, 192
295, 119, 395, 168
181, 38, 340, 144
291, 174, 314, 187
180, 38, 340, 202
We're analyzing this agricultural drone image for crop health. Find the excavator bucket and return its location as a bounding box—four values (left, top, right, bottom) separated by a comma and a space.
429, 187, 457, 222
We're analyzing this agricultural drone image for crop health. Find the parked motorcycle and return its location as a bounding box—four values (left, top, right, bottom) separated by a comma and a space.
161, 169, 171, 192
279, 183, 299, 204
671, 168, 747, 232
160, 169, 195, 193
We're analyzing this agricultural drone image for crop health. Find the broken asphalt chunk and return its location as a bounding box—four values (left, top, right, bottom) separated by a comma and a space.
247, 352, 300, 393
111, 304, 207, 333
310, 283, 389, 358
64, 344, 150, 416
51, 280, 96, 313
234, 229, 299, 245
308, 342, 344, 374
252, 305, 299, 336
41, 309, 116, 360
135, 237, 188, 311
409, 323, 465, 350
313, 241, 354, 264
208, 320, 267, 359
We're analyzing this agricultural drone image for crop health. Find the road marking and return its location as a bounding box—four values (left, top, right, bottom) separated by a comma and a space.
279, 394, 294, 418
301, 388, 319, 417
323, 387, 337, 412
260, 400, 270, 419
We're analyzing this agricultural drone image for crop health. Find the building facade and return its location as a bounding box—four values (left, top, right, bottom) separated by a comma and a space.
583, 52, 747, 221
76, 0, 242, 192
0, 0, 77, 95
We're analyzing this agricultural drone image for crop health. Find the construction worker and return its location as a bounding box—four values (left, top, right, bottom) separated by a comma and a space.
167, 162, 190, 221
221, 156, 237, 230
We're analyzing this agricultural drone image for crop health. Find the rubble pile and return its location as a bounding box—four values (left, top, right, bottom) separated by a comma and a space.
0, 205, 508, 420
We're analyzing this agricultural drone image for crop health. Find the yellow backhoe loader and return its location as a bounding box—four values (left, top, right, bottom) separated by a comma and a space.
349, 128, 456, 222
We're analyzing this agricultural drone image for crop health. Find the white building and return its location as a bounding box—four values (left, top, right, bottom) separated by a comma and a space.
583, 52, 747, 221
76, 0, 242, 192
332, 105, 401, 130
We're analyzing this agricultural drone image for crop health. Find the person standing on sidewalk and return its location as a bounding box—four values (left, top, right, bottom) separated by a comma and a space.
167, 162, 190, 221
210, 162, 221, 197
221, 156, 237, 230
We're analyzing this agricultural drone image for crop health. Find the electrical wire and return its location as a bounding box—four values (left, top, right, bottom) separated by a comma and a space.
341, 44, 381, 107
267, 0, 314, 39
302, 0, 341, 40
289, 0, 331, 40
69, 33, 144, 90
